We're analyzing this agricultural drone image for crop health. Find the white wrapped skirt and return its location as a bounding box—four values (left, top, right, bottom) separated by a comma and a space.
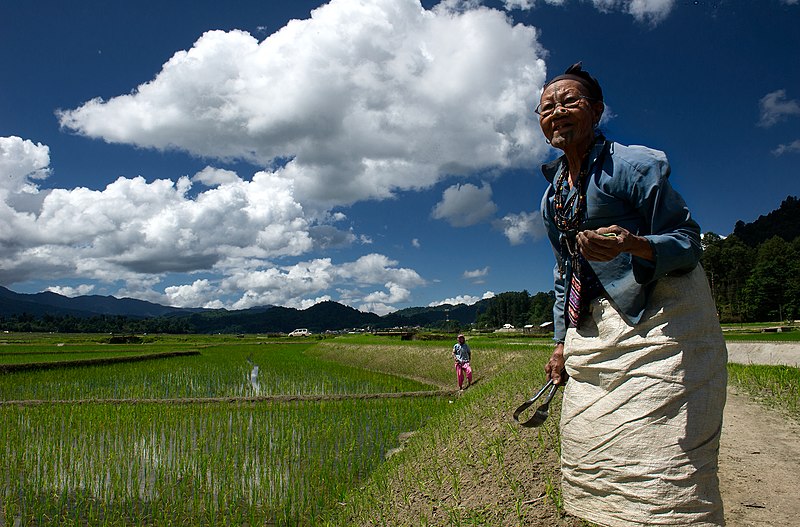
561, 265, 727, 526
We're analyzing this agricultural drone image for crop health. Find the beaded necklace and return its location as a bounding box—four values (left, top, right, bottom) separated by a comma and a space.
553, 153, 590, 328
552, 161, 587, 234
552, 137, 608, 235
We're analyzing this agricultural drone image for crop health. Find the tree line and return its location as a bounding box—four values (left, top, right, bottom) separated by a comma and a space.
474, 291, 555, 330
700, 196, 800, 323
0, 313, 193, 334
701, 233, 800, 323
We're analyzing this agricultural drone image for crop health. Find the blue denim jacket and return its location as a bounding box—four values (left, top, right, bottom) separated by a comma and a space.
540, 138, 702, 342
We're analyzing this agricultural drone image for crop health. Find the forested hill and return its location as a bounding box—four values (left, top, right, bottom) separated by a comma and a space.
731, 195, 800, 247
0, 288, 554, 335
701, 195, 800, 323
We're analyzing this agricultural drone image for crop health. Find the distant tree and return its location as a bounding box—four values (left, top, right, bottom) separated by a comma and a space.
743, 236, 800, 322
482, 291, 526, 328
733, 195, 800, 246
527, 291, 555, 326
702, 233, 756, 322
477, 290, 555, 329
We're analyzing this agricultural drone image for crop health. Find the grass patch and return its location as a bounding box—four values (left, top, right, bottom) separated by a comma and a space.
1, 397, 450, 525
723, 332, 800, 342
316, 338, 581, 526
0, 335, 453, 525
727, 362, 800, 420
0, 341, 432, 401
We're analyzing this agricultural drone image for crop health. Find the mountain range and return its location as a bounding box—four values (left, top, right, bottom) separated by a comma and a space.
4, 195, 796, 333
0, 285, 486, 333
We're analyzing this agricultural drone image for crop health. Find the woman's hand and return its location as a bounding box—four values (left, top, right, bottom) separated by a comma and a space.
577, 225, 654, 262
545, 343, 566, 385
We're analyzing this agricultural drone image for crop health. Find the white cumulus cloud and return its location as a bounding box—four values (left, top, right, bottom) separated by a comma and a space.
0, 140, 316, 289
432, 182, 498, 227
362, 282, 412, 304
163, 280, 222, 309
57, 0, 548, 210
429, 290, 495, 306
215, 253, 424, 311
192, 166, 241, 187
45, 284, 96, 297
0, 136, 50, 194
772, 139, 800, 156
625, 0, 675, 24
463, 267, 490, 280
758, 89, 800, 127
504, 0, 675, 24
494, 210, 544, 244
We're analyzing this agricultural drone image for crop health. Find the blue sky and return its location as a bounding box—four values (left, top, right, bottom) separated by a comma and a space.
1, 0, 799, 315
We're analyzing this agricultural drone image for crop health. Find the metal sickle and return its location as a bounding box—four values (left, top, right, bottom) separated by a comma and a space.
513, 378, 561, 428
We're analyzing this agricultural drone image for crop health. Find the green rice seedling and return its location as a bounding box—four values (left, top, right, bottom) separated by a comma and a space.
0, 342, 433, 401
1, 334, 460, 525
309, 337, 526, 389
727, 362, 800, 419
321, 340, 567, 525
721, 325, 800, 341
1, 396, 451, 525
0, 350, 145, 365
3, 333, 571, 525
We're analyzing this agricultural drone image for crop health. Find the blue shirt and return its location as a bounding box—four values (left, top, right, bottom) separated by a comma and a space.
540, 138, 702, 342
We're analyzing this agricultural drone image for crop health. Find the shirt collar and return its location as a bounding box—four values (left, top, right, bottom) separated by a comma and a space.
541, 134, 607, 184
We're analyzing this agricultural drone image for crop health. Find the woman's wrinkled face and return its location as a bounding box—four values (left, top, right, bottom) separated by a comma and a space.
538, 79, 603, 152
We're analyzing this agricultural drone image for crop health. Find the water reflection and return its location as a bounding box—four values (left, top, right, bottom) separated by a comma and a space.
249, 365, 260, 395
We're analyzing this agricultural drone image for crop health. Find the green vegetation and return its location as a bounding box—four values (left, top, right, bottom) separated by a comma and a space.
1, 332, 797, 526
702, 196, 800, 323
719, 323, 800, 341
0, 350, 159, 365
318, 339, 564, 525
0, 313, 194, 334
723, 331, 800, 342
728, 363, 800, 419
1, 398, 450, 525
474, 291, 555, 330
0, 334, 450, 525
0, 340, 431, 401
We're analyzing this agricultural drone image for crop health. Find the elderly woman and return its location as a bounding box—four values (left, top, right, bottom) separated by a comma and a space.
538, 63, 727, 527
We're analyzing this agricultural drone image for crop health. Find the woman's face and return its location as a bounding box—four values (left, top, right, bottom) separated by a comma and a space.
538, 79, 603, 152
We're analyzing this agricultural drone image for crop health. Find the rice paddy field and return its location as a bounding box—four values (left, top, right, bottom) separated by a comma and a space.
0, 333, 461, 525
2, 331, 797, 526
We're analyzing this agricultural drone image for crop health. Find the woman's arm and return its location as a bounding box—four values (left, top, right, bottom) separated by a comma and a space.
551, 247, 567, 343
578, 148, 701, 282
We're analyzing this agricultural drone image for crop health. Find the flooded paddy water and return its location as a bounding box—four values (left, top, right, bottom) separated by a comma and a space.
0, 337, 450, 525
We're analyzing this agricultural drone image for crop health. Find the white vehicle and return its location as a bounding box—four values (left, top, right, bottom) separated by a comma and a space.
288, 328, 310, 337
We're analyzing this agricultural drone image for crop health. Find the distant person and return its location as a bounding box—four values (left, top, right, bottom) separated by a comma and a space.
537, 63, 727, 526
452, 334, 472, 390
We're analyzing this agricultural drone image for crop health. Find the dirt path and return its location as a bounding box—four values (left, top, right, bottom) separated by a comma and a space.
725, 341, 800, 368
720, 343, 800, 526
